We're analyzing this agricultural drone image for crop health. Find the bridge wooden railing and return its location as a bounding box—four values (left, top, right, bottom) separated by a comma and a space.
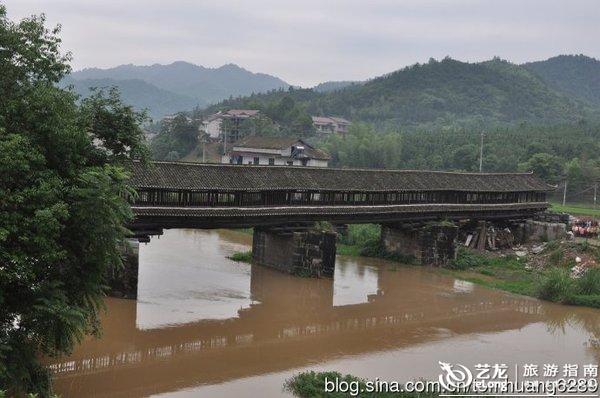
131, 188, 547, 208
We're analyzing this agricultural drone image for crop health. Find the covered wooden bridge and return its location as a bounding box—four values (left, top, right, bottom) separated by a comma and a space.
110, 161, 557, 282
128, 161, 553, 230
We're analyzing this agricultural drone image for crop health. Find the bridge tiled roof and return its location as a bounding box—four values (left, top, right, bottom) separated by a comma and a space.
129, 161, 554, 193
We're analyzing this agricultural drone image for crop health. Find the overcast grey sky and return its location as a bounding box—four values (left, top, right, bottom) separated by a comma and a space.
5, 0, 600, 86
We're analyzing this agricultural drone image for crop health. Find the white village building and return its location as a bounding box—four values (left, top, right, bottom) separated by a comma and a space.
200, 109, 260, 140
221, 136, 330, 167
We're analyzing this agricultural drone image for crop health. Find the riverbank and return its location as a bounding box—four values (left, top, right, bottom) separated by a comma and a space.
227, 225, 600, 308
447, 246, 600, 307
338, 225, 600, 309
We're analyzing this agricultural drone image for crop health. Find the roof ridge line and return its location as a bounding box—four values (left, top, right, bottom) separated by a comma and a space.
138, 160, 535, 176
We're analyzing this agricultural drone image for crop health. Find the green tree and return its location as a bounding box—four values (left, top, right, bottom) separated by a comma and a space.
79, 87, 149, 163
150, 113, 198, 160
324, 124, 404, 169
565, 158, 586, 192
563, 158, 600, 200
238, 114, 279, 137
0, 6, 147, 395
518, 153, 564, 184
451, 145, 479, 171
291, 113, 316, 136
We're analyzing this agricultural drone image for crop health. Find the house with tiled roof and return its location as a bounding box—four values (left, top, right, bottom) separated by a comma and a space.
312, 116, 350, 136
200, 109, 260, 140
221, 136, 330, 167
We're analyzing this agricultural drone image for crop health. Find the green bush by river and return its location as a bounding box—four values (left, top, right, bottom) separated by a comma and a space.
285, 371, 439, 398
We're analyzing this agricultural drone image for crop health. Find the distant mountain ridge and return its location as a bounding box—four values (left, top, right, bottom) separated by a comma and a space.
61, 76, 202, 119
65, 61, 289, 119
210, 56, 598, 129
65, 55, 600, 125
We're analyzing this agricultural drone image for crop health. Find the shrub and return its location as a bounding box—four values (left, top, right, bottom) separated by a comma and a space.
285, 371, 354, 397
359, 239, 416, 264
338, 224, 380, 246
547, 249, 564, 267
450, 248, 484, 270
576, 268, 600, 295
285, 371, 439, 398
536, 268, 576, 302
228, 251, 252, 263
359, 238, 386, 257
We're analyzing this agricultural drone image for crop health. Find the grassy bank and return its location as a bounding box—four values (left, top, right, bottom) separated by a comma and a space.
446, 245, 600, 308
228, 251, 252, 263
550, 202, 600, 217
285, 371, 438, 398
444, 250, 537, 296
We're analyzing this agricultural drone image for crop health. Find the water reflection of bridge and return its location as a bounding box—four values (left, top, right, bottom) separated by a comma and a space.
49, 263, 546, 398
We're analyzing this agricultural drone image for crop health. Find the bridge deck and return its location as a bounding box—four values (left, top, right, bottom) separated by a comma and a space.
131, 202, 549, 229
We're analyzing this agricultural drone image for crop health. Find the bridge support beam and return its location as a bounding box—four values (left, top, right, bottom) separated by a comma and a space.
252, 227, 336, 277
381, 222, 458, 267
107, 239, 139, 299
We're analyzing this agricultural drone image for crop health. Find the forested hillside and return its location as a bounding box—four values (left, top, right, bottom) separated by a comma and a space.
524, 55, 600, 107
210, 57, 596, 129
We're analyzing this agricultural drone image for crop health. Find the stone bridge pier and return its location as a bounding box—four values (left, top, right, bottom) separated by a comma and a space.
381, 222, 459, 267
252, 225, 337, 277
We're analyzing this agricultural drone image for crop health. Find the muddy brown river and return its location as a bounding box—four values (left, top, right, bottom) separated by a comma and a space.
49, 229, 600, 397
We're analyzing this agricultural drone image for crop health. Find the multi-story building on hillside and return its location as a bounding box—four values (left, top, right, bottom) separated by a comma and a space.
311, 116, 350, 136
221, 136, 330, 167
200, 109, 260, 141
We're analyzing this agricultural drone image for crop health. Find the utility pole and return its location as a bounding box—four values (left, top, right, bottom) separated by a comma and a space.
479, 132, 484, 173
562, 179, 568, 206
594, 182, 598, 209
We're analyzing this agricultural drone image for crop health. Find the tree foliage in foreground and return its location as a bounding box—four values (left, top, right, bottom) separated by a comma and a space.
0, 6, 147, 395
